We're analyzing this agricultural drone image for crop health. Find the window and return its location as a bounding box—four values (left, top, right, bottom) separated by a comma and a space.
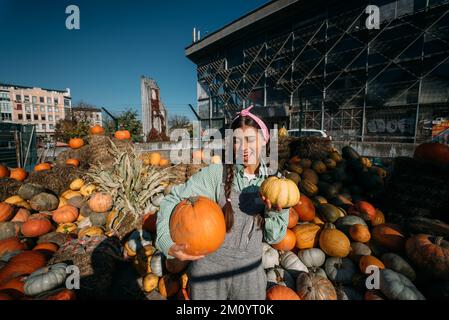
18, 114, 23, 120
1, 113, 12, 121
24, 95, 30, 102
33, 105, 37, 112
40, 106, 45, 112
96, 114, 100, 120
42, 124, 46, 130
15, 94, 21, 102
17, 104, 22, 110
47, 97, 52, 104
64, 98, 70, 107
56, 115, 60, 121
54, 98, 59, 105
32, 96, 37, 103
55, 107, 59, 112
49, 124, 54, 130
41, 115, 46, 121
34, 115, 38, 121
39, 97, 44, 103
25, 106, 31, 113
48, 106, 53, 112
26, 114, 31, 121
49, 115, 53, 121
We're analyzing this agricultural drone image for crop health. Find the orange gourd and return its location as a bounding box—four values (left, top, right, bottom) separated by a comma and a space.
90, 125, 104, 135
10, 168, 27, 181
293, 194, 316, 222
114, 130, 131, 140
349, 224, 371, 243
0, 202, 14, 222
21, 218, 52, 238
68, 138, 84, 149
288, 207, 299, 228
266, 285, 301, 300
88, 192, 113, 213
34, 163, 52, 171
271, 229, 296, 251
0, 165, 10, 178
52, 205, 79, 224
359, 255, 385, 274
292, 223, 321, 249
66, 159, 80, 167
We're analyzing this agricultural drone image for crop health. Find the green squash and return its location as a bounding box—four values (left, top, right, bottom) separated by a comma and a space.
319, 204, 342, 223
342, 146, 360, 160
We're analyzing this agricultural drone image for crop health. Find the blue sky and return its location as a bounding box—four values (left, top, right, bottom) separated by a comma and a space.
0, 0, 268, 120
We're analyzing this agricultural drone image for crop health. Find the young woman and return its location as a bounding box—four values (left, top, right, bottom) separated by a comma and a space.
156, 106, 290, 300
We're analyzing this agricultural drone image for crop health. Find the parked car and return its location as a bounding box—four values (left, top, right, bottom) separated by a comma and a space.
287, 129, 331, 140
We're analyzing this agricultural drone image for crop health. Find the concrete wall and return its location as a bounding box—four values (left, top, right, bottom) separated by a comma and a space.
332, 141, 418, 158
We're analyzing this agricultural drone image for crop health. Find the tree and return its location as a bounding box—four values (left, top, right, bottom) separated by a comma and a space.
168, 114, 193, 136
54, 119, 90, 142
104, 109, 143, 143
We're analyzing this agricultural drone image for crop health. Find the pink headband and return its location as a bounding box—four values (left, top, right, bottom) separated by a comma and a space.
233, 105, 270, 144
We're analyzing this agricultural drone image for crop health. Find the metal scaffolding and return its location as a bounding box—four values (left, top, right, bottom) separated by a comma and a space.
195, 0, 449, 143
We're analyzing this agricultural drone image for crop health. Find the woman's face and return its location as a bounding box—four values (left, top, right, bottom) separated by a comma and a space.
233, 125, 264, 166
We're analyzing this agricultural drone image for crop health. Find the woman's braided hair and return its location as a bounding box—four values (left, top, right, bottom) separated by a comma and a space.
222, 115, 269, 232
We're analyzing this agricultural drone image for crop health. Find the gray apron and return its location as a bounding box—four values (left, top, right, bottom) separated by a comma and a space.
187, 168, 267, 300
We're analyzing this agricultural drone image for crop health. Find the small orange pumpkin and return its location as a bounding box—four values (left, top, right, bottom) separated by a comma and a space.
0, 165, 10, 178
32, 242, 59, 255
52, 205, 79, 224
90, 125, 104, 135
359, 255, 385, 274
0, 202, 14, 222
88, 192, 113, 213
271, 229, 296, 251
34, 163, 52, 171
293, 194, 316, 222
66, 159, 80, 167
349, 224, 371, 243
9, 168, 27, 181
149, 153, 161, 166
68, 138, 84, 149
114, 130, 131, 140
158, 158, 169, 167
267, 285, 301, 300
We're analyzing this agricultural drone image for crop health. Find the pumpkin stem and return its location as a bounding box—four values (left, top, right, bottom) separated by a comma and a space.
187, 197, 199, 206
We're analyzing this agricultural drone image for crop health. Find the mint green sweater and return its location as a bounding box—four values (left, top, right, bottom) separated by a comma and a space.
156, 163, 290, 258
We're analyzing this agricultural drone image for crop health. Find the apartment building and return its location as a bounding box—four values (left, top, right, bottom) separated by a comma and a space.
0, 83, 71, 137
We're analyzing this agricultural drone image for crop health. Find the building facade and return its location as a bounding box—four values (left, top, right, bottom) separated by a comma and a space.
71, 106, 103, 126
0, 83, 71, 138
185, 0, 449, 143
140, 76, 168, 141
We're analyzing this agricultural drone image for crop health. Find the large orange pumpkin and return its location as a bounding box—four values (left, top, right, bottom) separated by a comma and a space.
271, 229, 296, 251
34, 163, 52, 171
413, 142, 449, 166
288, 208, 299, 228
52, 205, 79, 224
319, 223, 351, 257
114, 130, 131, 140
21, 218, 53, 238
169, 196, 226, 256
372, 223, 405, 252
10, 168, 27, 181
68, 138, 84, 149
66, 159, 80, 167
359, 255, 385, 274
0, 202, 14, 222
88, 192, 113, 213
292, 223, 321, 249
90, 125, 104, 135
266, 285, 300, 300
293, 194, 316, 222
0, 165, 10, 178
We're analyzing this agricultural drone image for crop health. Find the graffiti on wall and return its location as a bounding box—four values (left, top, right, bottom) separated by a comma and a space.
365, 109, 416, 136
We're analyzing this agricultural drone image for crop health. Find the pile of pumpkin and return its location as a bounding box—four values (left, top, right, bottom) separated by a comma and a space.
0, 177, 126, 300
261, 146, 448, 300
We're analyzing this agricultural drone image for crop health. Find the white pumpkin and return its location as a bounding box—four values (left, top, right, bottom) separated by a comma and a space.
125, 229, 153, 256
324, 257, 357, 285
280, 251, 308, 278
24, 263, 68, 296
379, 269, 425, 300
309, 267, 328, 279
298, 248, 326, 269
381, 253, 416, 281
149, 251, 165, 277
262, 242, 279, 269
266, 267, 295, 290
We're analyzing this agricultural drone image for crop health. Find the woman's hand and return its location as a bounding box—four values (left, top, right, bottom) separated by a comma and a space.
168, 243, 205, 261
260, 193, 282, 212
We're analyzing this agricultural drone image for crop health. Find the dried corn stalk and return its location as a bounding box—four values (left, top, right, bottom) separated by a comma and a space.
86, 140, 173, 235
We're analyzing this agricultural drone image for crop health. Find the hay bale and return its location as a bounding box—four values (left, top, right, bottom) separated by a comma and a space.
288, 137, 333, 160
186, 163, 208, 179
0, 178, 22, 202
49, 235, 124, 299
26, 166, 87, 196
56, 136, 133, 170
